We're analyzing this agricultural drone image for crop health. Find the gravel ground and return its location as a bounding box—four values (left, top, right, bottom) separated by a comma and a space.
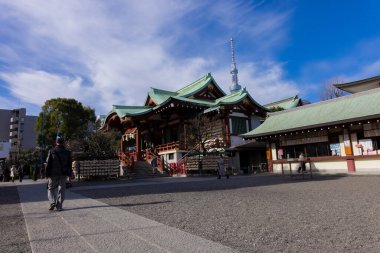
74, 175, 380, 253
0, 184, 32, 253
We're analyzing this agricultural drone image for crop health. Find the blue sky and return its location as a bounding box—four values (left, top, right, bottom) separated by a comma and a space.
1, 0, 380, 116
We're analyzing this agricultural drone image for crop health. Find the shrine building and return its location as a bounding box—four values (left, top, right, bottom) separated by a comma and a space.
242, 75, 380, 174
102, 38, 269, 174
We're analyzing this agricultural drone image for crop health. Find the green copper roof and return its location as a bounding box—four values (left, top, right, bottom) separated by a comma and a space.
170, 96, 215, 106
202, 89, 268, 114
112, 105, 152, 117
106, 73, 268, 121
242, 88, 380, 138
152, 96, 215, 110
146, 73, 226, 105
176, 73, 226, 97
147, 88, 177, 105
215, 89, 268, 110
264, 95, 301, 110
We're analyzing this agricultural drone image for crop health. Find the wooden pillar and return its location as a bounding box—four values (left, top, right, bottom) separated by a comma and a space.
224, 115, 231, 147
183, 120, 187, 149
247, 114, 252, 131
347, 158, 356, 173
120, 136, 124, 153
267, 143, 273, 172
136, 128, 142, 160
343, 128, 353, 155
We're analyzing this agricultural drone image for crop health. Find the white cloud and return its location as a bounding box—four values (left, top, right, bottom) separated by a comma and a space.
351, 60, 380, 80
0, 0, 297, 115
1, 70, 96, 106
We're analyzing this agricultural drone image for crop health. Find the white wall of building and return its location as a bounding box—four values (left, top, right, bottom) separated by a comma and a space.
355, 158, 380, 172
273, 160, 348, 174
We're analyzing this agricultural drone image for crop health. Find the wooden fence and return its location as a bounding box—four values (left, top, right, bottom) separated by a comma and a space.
73, 159, 120, 180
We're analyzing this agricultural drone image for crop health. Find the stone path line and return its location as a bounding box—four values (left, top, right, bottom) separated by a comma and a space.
17, 181, 237, 253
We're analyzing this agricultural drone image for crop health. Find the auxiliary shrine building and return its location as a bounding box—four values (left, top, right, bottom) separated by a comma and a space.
242, 75, 380, 174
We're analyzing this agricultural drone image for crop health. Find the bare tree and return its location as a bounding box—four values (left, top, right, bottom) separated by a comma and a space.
320, 77, 345, 101
269, 106, 285, 112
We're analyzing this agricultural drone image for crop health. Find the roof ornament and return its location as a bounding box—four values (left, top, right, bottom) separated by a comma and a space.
229, 37, 242, 93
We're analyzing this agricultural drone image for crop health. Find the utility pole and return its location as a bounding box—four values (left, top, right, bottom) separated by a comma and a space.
40, 112, 45, 166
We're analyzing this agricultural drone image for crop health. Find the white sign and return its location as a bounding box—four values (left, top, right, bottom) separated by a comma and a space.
359, 139, 374, 155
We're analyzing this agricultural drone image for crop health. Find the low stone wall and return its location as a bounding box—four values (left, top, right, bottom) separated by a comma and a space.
186, 156, 229, 172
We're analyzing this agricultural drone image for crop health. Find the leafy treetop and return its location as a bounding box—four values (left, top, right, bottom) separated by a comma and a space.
35, 98, 96, 147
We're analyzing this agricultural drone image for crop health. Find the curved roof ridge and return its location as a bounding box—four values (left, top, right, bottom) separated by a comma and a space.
214, 89, 240, 102
145, 87, 178, 106
214, 89, 269, 111
176, 73, 226, 97
113, 105, 152, 109
264, 95, 299, 107
335, 74, 380, 88
149, 87, 177, 95
176, 73, 211, 94
268, 87, 380, 117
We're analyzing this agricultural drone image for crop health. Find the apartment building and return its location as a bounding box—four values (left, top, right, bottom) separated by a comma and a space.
0, 108, 37, 158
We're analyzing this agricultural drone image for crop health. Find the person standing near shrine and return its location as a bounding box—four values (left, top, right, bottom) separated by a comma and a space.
216, 154, 229, 179
151, 157, 158, 175
45, 137, 72, 211
298, 152, 306, 173
17, 165, 24, 182
10, 165, 16, 183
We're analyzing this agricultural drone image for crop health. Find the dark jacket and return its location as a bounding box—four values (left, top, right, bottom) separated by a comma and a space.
45, 145, 72, 177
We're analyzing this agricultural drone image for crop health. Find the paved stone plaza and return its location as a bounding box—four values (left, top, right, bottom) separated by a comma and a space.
1, 175, 380, 252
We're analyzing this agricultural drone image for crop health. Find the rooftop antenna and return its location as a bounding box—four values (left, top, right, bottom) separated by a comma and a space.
229, 37, 242, 93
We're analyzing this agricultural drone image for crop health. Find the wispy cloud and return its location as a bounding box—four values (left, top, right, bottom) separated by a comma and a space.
0, 94, 19, 109
1, 70, 94, 105
0, 0, 295, 115
298, 36, 380, 94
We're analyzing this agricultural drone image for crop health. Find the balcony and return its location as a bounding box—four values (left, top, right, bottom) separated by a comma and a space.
10, 117, 19, 123
9, 126, 18, 132
156, 141, 186, 153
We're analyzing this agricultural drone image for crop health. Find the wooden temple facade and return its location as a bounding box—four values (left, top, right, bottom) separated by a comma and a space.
102, 73, 268, 174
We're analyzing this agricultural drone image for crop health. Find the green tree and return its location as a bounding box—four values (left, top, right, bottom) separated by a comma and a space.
8, 148, 37, 176
35, 98, 96, 147
85, 130, 121, 159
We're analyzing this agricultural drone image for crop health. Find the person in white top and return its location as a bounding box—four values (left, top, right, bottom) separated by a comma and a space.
298, 153, 306, 173
10, 165, 16, 183
216, 154, 229, 179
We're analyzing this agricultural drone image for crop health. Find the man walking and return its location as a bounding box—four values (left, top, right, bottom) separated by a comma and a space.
45, 137, 72, 211
17, 165, 24, 182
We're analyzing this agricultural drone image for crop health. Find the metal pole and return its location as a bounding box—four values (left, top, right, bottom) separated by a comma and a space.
40, 112, 44, 164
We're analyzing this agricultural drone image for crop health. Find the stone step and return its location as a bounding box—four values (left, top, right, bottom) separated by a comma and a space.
132, 161, 170, 179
